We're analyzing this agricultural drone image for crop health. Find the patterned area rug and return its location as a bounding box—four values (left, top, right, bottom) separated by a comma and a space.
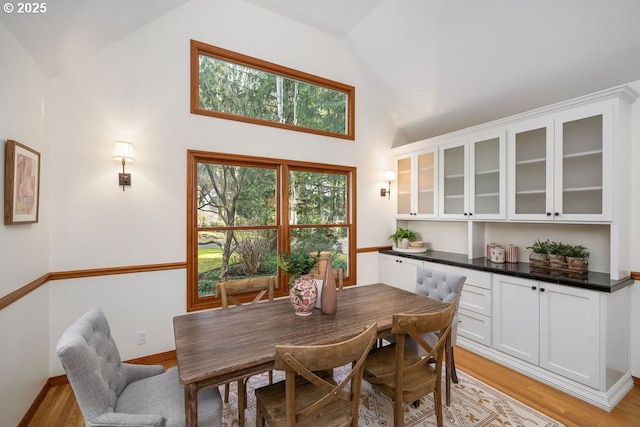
221, 366, 564, 427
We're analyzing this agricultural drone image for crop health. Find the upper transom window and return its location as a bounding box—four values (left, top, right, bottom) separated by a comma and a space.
190, 40, 355, 140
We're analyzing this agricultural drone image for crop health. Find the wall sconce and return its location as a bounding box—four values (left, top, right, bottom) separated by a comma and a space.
112, 141, 135, 191
380, 170, 395, 199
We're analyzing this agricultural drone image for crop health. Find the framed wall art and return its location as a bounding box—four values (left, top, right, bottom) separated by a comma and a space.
4, 140, 40, 225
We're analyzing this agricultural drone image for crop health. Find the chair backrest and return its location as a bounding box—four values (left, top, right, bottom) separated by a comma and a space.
216, 275, 276, 308
415, 266, 465, 343
391, 303, 456, 402
274, 323, 377, 426
56, 308, 127, 422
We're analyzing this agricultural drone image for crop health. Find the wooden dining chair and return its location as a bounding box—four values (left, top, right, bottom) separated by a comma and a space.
363, 303, 456, 427
255, 323, 377, 427
215, 275, 276, 427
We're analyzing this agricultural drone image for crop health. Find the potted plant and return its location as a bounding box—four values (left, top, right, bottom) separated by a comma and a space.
564, 244, 589, 271
388, 227, 417, 249
526, 239, 551, 266
277, 250, 320, 316
547, 241, 569, 268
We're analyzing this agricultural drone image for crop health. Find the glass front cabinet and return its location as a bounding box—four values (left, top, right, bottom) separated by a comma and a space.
395, 148, 438, 219
508, 102, 613, 221
439, 132, 506, 220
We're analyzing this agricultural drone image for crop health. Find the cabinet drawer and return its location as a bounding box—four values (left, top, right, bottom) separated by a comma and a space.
423, 261, 491, 289
460, 284, 491, 316
458, 309, 491, 346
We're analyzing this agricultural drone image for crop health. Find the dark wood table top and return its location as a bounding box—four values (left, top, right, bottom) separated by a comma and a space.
173, 283, 448, 388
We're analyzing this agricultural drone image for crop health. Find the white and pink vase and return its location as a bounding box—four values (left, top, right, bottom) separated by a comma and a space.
290, 274, 317, 316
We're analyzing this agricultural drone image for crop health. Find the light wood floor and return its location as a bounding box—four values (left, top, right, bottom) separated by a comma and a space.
27, 347, 640, 427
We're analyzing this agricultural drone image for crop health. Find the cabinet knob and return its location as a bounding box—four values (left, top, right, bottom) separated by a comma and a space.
546, 212, 552, 216
469, 212, 473, 216
554, 212, 560, 217
463, 213, 468, 216
531, 286, 537, 291
540, 287, 545, 292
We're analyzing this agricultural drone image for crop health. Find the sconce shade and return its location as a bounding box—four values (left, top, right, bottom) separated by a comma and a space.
112, 141, 135, 162
384, 170, 396, 181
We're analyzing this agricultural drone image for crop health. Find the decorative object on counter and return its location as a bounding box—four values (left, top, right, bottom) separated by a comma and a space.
320, 260, 337, 314
278, 250, 321, 316
506, 244, 519, 263
526, 239, 589, 273
409, 240, 425, 248
388, 227, 417, 249
490, 246, 506, 263
486, 243, 497, 259
392, 245, 428, 253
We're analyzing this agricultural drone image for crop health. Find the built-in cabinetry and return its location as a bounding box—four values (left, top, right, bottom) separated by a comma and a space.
377, 251, 633, 411
423, 261, 492, 346
395, 148, 438, 218
439, 132, 506, 220
378, 253, 423, 292
389, 85, 637, 280
493, 274, 600, 388
508, 102, 613, 221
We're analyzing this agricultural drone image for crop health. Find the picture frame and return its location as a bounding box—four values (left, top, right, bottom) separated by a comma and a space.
4, 140, 40, 225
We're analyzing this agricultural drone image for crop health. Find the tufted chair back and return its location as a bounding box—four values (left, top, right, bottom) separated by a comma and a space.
415, 266, 466, 344
56, 308, 130, 422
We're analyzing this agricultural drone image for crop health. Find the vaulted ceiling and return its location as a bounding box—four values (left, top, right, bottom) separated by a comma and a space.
3, 0, 640, 141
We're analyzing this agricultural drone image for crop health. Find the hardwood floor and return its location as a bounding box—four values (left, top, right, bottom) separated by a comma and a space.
27, 347, 640, 427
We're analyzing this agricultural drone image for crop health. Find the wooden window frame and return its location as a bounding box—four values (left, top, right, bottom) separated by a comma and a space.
190, 39, 356, 140
187, 150, 357, 312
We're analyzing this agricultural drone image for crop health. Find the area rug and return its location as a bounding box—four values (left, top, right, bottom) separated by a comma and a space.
220, 366, 564, 427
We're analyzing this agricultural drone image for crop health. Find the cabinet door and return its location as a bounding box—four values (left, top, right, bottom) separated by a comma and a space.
395, 149, 438, 218
553, 102, 613, 221
493, 275, 540, 364
469, 132, 506, 219
395, 154, 413, 217
378, 254, 422, 292
397, 257, 423, 292
507, 117, 554, 220
379, 254, 400, 286
439, 140, 468, 218
414, 149, 437, 218
539, 283, 600, 388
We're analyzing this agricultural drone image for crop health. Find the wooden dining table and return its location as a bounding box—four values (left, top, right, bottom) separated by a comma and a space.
173, 282, 450, 427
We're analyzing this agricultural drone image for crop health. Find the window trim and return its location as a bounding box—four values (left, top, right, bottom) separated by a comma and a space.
190, 39, 356, 140
187, 150, 357, 312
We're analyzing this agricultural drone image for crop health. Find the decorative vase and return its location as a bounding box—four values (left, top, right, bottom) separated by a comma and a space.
321, 263, 337, 315
290, 274, 317, 316
400, 238, 410, 249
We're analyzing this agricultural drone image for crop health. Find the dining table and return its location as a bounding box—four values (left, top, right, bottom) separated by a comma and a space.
173, 282, 450, 427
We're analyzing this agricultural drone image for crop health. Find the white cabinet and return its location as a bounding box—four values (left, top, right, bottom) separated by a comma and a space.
424, 261, 493, 346
378, 254, 423, 292
395, 148, 438, 218
508, 101, 613, 221
493, 274, 600, 388
439, 131, 506, 220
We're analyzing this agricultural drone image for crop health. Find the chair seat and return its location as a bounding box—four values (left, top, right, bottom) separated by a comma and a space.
364, 344, 437, 403
116, 366, 222, 427
255, 377, 352, 427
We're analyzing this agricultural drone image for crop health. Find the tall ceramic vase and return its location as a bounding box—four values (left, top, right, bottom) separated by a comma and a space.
290, 275, 317, 316
321, 263, 337, 315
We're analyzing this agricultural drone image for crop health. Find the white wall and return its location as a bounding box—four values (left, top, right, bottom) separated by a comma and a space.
0, 21, 50, 427
45, 0, 398, 375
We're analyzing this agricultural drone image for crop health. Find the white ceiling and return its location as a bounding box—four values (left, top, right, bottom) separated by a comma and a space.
3, 0, 640, 141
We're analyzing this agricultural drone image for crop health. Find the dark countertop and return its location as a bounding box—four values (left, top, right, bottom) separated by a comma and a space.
379, 249, 634, 293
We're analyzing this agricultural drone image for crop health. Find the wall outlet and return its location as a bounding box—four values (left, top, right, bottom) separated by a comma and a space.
137, 330, 147, 345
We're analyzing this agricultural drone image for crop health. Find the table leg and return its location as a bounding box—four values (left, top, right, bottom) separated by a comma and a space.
185, 383, 198, 427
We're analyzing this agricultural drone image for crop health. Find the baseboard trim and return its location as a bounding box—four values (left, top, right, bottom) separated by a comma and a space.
20, 350, 178, 426
458, 337, 635, 411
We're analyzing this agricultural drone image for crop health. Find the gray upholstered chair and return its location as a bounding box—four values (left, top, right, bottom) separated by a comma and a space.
413, 266, 466, 404
56, 308, 223, 427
